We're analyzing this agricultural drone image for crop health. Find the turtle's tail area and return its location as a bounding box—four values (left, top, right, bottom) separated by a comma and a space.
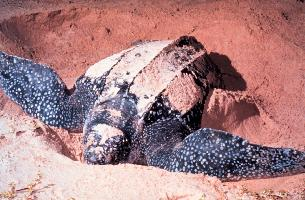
0, 51, 88, 130
144, 118, 305, 181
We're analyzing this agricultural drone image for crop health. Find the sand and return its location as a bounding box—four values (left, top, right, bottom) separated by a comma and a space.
0, 0, 304, 199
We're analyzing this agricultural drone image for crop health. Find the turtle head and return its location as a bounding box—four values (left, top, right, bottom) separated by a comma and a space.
83, 92, 139, 165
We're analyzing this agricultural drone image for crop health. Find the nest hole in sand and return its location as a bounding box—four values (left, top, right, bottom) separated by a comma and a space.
0, 8, 271, 162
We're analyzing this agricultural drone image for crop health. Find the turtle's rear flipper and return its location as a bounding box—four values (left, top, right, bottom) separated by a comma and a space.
144, 118, 305, 181
0, 51, 88, 130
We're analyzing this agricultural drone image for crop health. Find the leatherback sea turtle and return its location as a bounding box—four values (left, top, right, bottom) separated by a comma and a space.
0, 36, 304, 181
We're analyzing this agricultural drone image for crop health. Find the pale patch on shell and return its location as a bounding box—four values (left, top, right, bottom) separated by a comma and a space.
85, 46, 135, 78
130, 43, 205, 117
96, 40, 172, 103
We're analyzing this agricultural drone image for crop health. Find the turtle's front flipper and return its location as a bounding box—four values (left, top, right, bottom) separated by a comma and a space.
144, 118, 305, 181
0, 51, 102, 130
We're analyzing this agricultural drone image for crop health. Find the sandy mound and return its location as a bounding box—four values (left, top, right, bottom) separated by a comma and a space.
0, 113, 251, 200
0, 0, 304, 199
202, 89, 305, 150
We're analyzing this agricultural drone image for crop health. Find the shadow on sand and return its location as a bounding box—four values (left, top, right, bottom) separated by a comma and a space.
209, 52, 247, 91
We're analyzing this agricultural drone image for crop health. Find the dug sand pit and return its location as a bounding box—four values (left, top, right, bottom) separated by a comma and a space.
0, 0, 304, 199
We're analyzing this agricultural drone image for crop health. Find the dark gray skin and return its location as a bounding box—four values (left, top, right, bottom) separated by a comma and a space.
84, 91, 305, 181
0, 37, 304, 181
0, 51, 104, 131
83, 90, 139, 164
143, 118, 305, 181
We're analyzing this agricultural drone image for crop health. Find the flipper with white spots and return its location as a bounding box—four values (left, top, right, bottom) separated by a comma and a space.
144, 118, 305, 181
0, 51, 105, 130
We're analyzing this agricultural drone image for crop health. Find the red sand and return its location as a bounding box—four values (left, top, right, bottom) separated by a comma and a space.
0, 0, 304, 199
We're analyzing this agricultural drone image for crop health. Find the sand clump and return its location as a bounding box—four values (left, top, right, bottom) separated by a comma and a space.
0, 0, 304, 199
202, 89, 305, 150
0, 113, 252, 200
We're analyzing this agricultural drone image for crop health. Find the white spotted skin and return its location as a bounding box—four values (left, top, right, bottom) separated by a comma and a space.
144, 118, 305, 181
0, 51, 104, 130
